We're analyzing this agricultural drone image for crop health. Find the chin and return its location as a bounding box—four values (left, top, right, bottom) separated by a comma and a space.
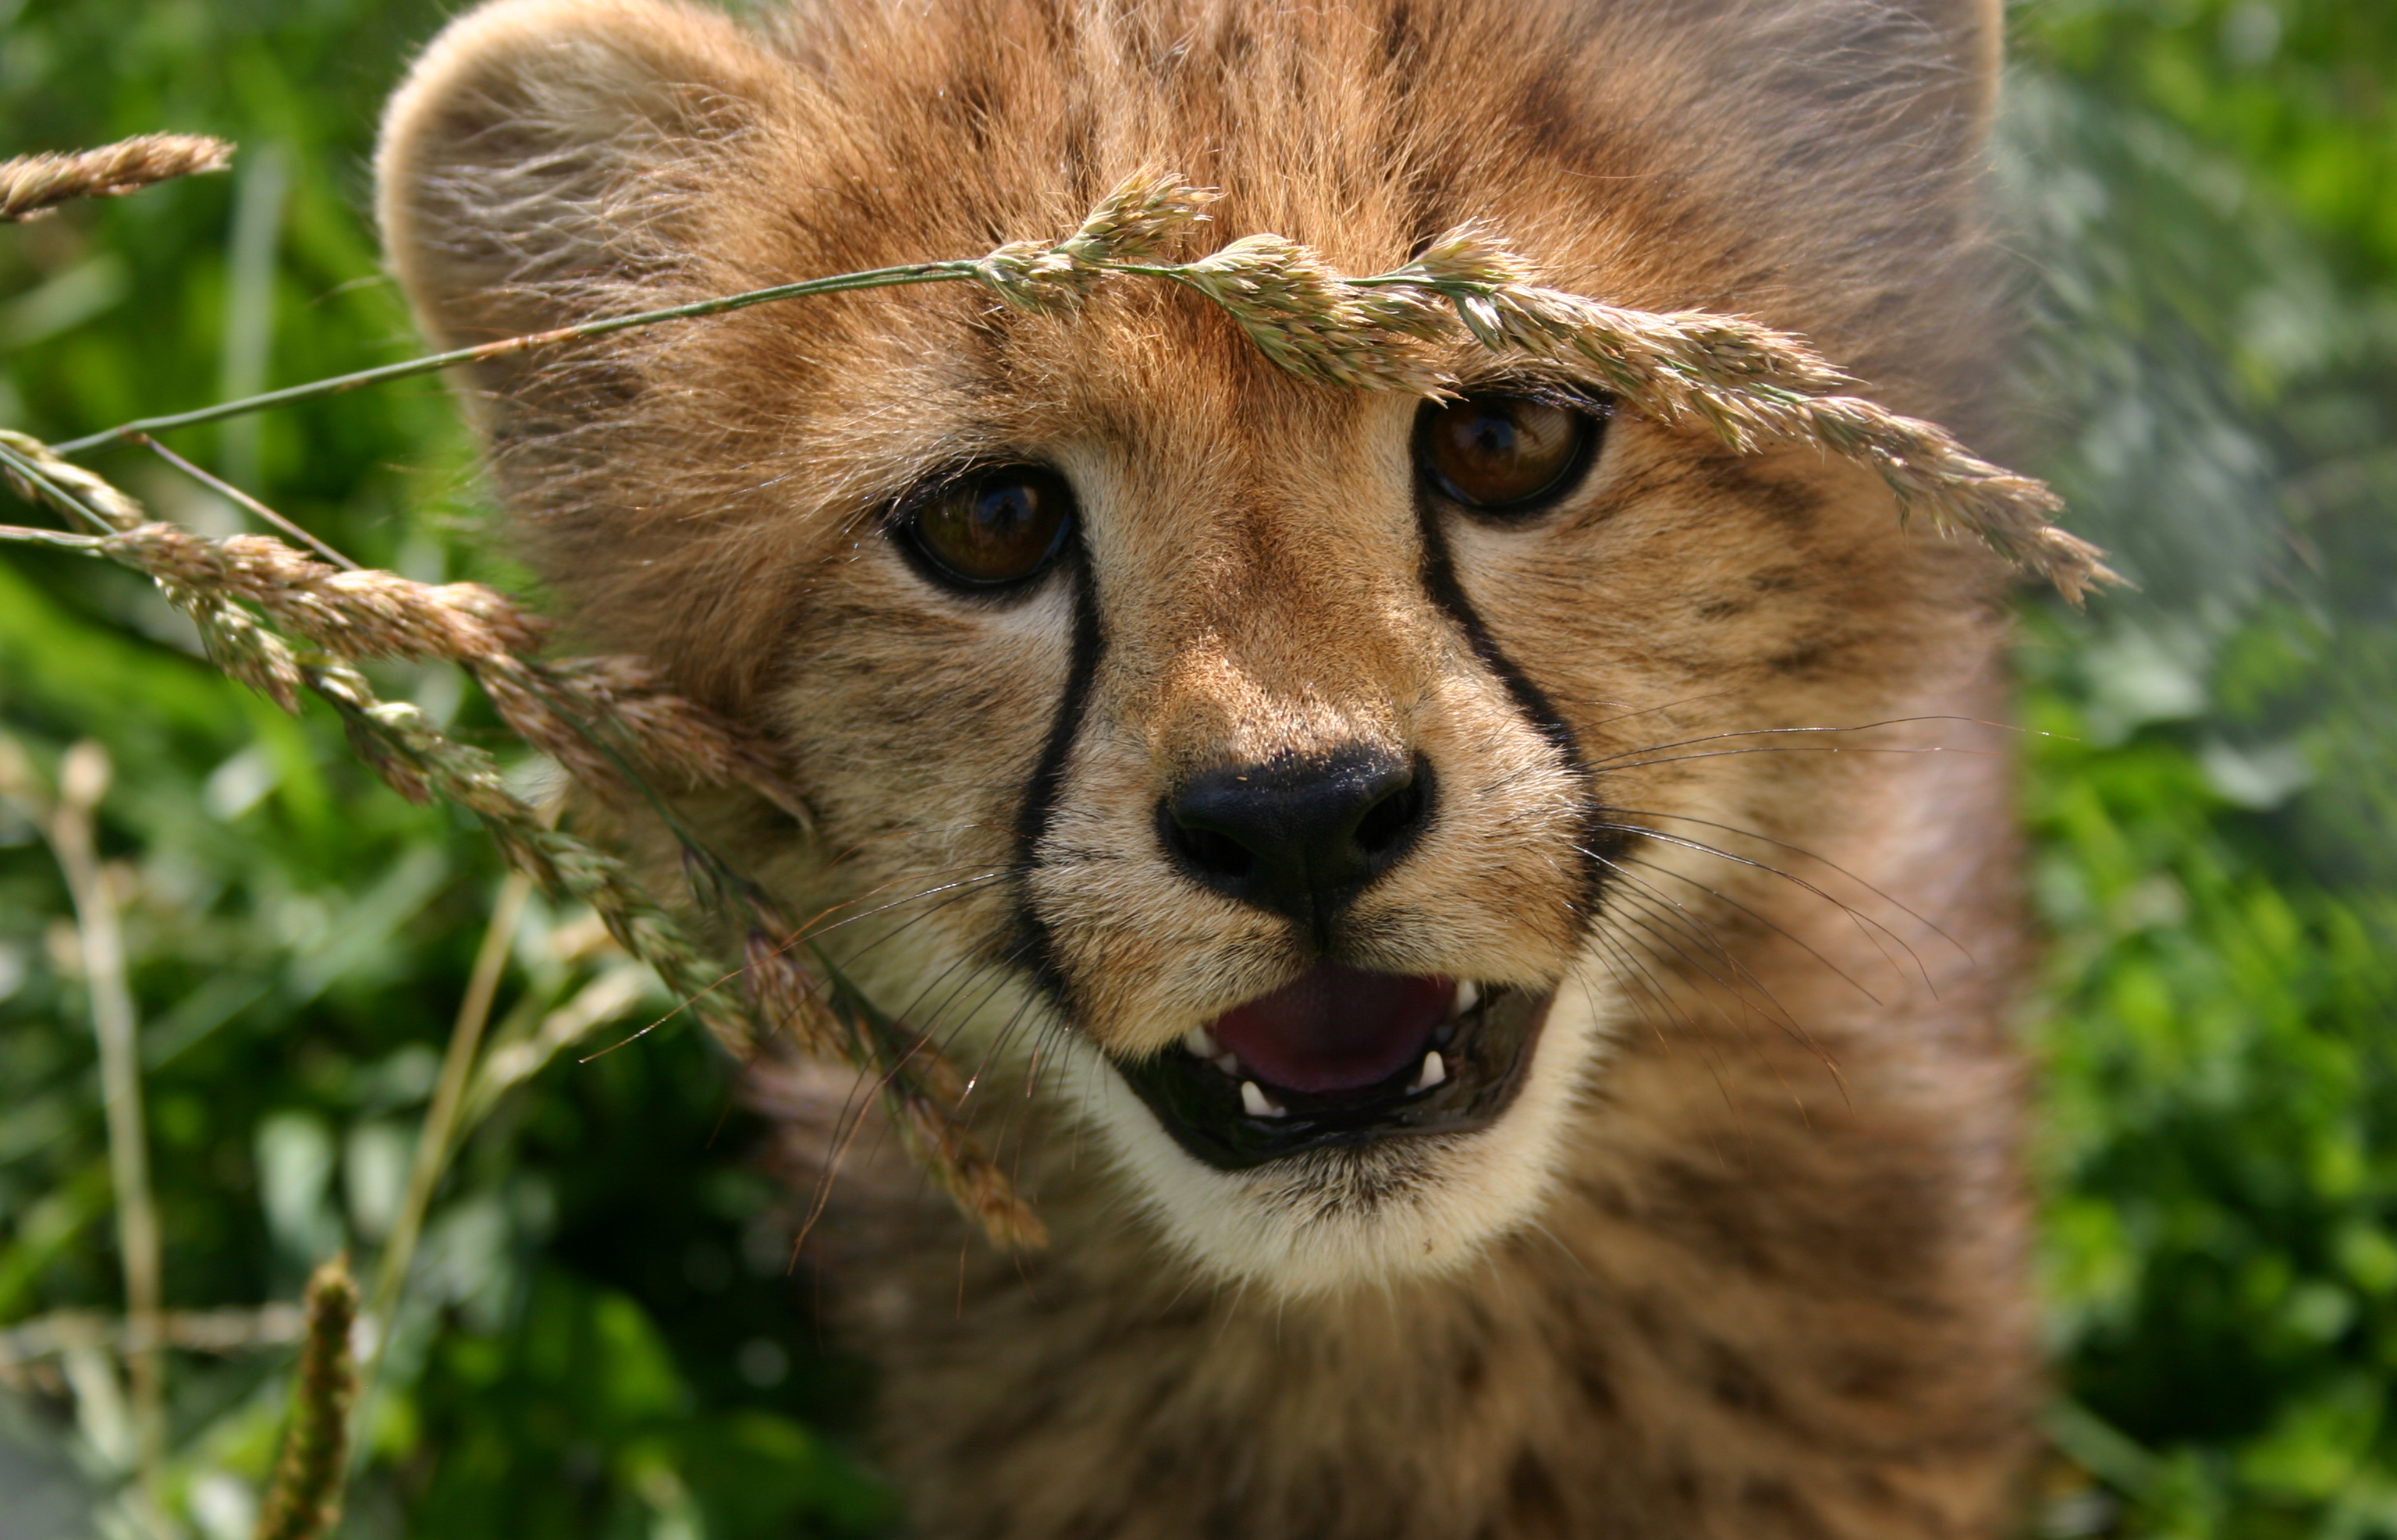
1072, 959, 1618, 1298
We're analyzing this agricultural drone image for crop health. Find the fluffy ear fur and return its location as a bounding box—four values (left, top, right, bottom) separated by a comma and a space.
1575, 0, 2010, 424
1777, 0, 2005, 140
375, 0, 783, 383
1919, 0, 2006, 133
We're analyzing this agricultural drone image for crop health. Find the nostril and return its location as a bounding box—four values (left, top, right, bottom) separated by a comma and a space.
1168, 819, 1256, 882
1351, 774, 1424, 855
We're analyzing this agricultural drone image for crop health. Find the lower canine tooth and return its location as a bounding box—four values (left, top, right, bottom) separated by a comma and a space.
1183, 1025, 1220, 1058
1412, 1052, 1447, 1091
1240, 1080, 1285, 1119
1451, 981, 1480, 1017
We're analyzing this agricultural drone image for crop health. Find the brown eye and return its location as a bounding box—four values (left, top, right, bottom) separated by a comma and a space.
1416, 393, 1599, 513
902, 467, 1074, 588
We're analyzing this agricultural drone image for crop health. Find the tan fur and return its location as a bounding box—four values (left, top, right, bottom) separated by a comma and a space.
378, 0, 2038, 1532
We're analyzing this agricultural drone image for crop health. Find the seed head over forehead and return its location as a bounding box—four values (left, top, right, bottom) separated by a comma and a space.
376, 0, 2018, 708
729, 0, 2004, 397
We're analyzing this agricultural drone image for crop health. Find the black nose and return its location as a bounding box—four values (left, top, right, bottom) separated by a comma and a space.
1160, 747, 1433, 939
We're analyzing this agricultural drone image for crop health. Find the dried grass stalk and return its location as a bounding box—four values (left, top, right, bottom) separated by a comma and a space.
974, 171, 1213, 313
0, 735, 167, 1494
0, 134, 233, 222
1117, 213, 2121, 600
1153, 234, 1457, 393
2, 431, 1039, 1243
0, 1305, 309, 1371
0, 435, 805, 814
809, 959, 1049, 1248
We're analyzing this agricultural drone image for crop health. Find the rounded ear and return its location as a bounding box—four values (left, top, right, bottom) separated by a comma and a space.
375, 0, 785, 371
1916, 0, 2005, 144
1735, 0, 2008, 167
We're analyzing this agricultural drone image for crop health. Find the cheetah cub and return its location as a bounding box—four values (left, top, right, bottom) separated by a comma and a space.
379, 0, 2042, 1533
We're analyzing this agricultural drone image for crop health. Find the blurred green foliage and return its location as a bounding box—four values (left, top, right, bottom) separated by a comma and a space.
0, 0, 2389, 1536
2010, 2, 2397, 1533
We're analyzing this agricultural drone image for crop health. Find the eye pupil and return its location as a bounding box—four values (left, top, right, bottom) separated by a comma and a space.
1419, 393, 1599, 513
907, 467, 1073, 587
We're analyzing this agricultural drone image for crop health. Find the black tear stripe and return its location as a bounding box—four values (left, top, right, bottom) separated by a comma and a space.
1415, 498, 1622, 924
1011, 554, 1108, 1013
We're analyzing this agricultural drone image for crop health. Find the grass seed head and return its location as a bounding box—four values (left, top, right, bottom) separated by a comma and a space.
976, 172, 1214, 313
1174, 235, 1452, 392
0, 133, 234, 222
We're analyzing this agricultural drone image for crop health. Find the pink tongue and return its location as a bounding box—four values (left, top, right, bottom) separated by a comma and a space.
1207, 963, 1453, 1095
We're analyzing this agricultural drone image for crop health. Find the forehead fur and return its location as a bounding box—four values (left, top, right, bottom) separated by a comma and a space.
379, 0, 2001, 701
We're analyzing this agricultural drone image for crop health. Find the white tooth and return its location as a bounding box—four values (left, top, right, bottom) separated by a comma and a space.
1213, 1052, 1242, 1076
1240, 1080, 1286, 1119
1183, 1025, 1219, 1059
1412, 1052, 1447, 1092
1451, 980, 1480, 1018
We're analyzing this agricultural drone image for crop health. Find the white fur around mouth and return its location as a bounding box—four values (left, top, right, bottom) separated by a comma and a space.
1082, 963, 1618, 1298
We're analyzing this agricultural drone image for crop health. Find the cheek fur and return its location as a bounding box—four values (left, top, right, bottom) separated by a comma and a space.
766, 559, 1080, 951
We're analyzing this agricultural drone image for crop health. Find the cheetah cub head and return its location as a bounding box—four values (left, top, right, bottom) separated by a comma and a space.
379, 0, 2007, 1294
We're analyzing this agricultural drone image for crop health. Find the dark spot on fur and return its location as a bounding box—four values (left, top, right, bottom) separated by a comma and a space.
1696, 597, 1751, 621
1845, 1467, 1902, 1510
1651, 1159, 1780, 1279
1694, 456, 1826, 533
1573, 1361, 1619, 1418
1381, 0, 1415, 69
1504, 1450, 1571, 1534
1137, 1439, 1181, 1485
1759, 479, 1827, 531
1510, 62, 1579, 161
1827, 1345, 1914, 1403
942, 62, 1000, 151
1202, 1501, 1248, 1540
1703, 1337, 1777, 1418
1767, 637, 1834, 676
1739, 1476, 1838, 1540
1575, 1173, 1636, 1222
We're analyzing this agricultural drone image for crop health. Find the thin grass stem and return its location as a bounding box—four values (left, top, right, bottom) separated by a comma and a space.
137, 435, 358, 570
43, 744, 166, 1513
0, 522, 105, 550
364, 868, 533, 1337
0, 438, 120, 534
52, 264, 978, 455
346, 866, 534, 1478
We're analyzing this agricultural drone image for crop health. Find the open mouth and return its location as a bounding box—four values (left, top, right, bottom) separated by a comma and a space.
1113, 962, 1554, 1171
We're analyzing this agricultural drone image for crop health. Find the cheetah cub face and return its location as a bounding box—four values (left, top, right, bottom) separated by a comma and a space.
933, 384, 1621, 1294
766, 333, 1627, 1297
379, 0, 2001, 1297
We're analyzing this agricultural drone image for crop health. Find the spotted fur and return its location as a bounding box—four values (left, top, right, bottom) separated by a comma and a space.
378, 0, 2039, 1531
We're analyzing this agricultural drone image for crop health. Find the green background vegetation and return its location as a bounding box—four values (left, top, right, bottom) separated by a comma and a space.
0, 0, 2390, 1535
